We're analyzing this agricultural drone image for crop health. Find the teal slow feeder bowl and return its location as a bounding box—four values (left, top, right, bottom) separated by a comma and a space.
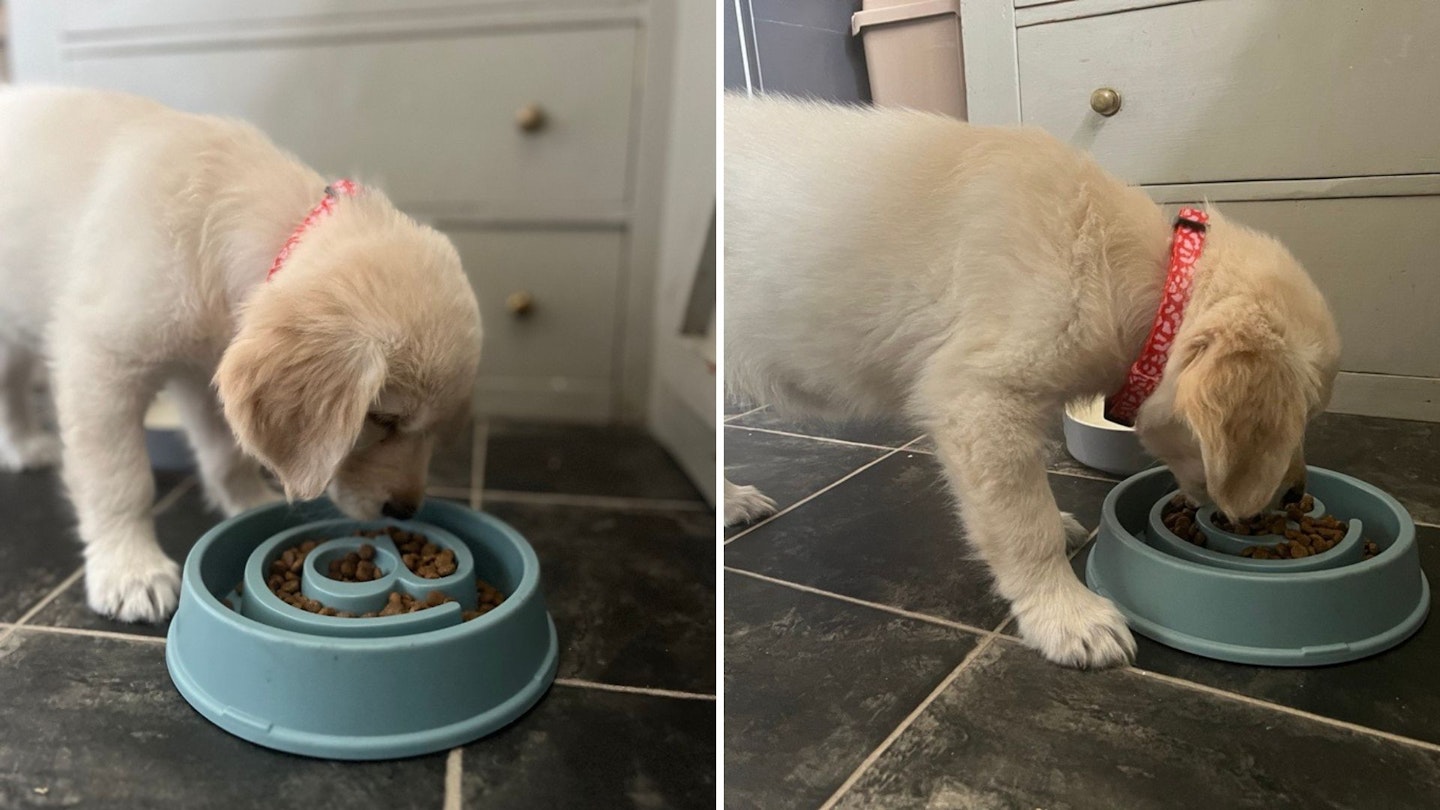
166, 498, 558, 759
1087, 466, 1430, 666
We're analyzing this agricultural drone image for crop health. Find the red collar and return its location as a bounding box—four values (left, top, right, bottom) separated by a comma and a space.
266, 179, 362, 281
1104, 207, 1209, 426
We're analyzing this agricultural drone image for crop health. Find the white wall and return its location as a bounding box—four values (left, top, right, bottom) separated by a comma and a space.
647, 0, 716, 503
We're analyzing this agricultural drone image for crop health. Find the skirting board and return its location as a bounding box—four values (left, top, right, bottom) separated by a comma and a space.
1329, 372, 1440, 423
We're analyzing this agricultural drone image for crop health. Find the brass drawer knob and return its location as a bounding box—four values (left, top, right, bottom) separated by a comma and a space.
1089, 87, 1122, 117
515, 103, 547, 133
506, 290, 535, 317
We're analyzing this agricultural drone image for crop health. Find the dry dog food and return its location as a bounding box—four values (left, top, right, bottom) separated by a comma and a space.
326, 543, 384, 582
1161, 494, 1379, 560
355, 526, 458, 579
231, 529, 506, 621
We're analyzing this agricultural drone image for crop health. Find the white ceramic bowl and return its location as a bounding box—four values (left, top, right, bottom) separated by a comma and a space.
1062, 395, 1156, 476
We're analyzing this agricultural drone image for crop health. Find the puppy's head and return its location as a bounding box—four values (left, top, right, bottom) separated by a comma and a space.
1135, 213, 1339, 519
216, 201, 480, 519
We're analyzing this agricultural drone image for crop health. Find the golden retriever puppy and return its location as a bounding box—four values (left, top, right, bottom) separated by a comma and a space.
724, 95, 1339, 668
0, 87, 481, 622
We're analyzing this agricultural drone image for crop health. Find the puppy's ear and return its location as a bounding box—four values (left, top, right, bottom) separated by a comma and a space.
215, 324, 384, 501
1173, 319, 1305, 518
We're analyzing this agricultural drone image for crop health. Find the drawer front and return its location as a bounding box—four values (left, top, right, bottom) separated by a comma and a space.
446, 229, 622, 383
59, 0, 637, 33
1018, 0, 1440, 184
1162, 196, 1440, 379
68, 25, 638, 216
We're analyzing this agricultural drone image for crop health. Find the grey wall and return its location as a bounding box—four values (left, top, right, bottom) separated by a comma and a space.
722, 0, 870, 103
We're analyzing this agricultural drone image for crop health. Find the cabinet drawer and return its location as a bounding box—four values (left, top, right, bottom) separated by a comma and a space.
68, 25, 638, 217
1161, 196, 1440, 379
1018, 0, 1440, 184
447, 229, 622, 383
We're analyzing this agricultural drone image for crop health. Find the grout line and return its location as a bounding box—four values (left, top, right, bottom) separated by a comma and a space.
479, 489, 710, 513
0, 568, 85, 646
724, 567, 989, 637
443, 748, 464, 810
431, 485, 709, 513
152, 475, 199, 515
1044, 466, 1121, 484
1120, 662, 1440, 755
725, 423, 915, 453
1416, 519, 1440, 530
470, 417, 488, 511
7, 622, 166, 645
553, 678, 717, 702
0, 473, 200, 647
724, 438, 925, 545
723, 404, 767, 423
820, 632, 1002, 809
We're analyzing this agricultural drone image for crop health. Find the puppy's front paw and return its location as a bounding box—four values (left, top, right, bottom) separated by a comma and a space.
85, 547, 181, 623
0, 433, 61, 472
1015, 584, 1136, 669
724, 484, 777, 527
1061, 511, 1090, 551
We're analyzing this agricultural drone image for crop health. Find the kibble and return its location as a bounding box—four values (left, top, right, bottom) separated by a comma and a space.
1161, 494, 1378, 560
235, 527, 506, 621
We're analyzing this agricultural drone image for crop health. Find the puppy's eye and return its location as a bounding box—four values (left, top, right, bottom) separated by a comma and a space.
367, 413, 400, 431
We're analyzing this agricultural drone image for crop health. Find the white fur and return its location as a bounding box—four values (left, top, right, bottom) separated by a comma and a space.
724, 95, 1339, 669
0, 87, 481, 623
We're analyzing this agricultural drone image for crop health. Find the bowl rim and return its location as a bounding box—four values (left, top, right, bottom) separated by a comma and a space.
1063, 395, 1136, 434
179, 499, 542, 650
1099, 465, 1417, 584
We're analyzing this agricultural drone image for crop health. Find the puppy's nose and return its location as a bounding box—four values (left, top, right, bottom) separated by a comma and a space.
1280, 484, 1305, 507
382, 499, 419, 520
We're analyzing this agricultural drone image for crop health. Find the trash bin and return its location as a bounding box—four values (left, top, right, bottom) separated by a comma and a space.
852, 0, 966, 119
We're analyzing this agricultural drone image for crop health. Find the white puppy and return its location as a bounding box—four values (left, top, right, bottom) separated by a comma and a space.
724, 95, 1339, 668
0, 87, 481, 622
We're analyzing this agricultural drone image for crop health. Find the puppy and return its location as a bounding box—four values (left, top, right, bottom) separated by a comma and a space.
0, 87, 481, 622
724, 95, 1339, 668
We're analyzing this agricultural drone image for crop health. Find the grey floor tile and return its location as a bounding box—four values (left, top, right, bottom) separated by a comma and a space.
724, 426, 887, 538
1072, 526, 1440, 747
0, 469, 192, 623
725, 451, 1115, 629
1306, 411, 1440, 525
32, 483, 223, 638
726, 408, 921, 449
834, 639, 1440, 809
724, 573, 979, 810
463, 685, 714, 809
0, 469, 80, 623
488, 502, 715, 694
0, 630, 447, 810
484, 421, 703, 502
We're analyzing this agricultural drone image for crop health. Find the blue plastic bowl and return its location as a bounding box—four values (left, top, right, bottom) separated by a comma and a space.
1087, 466, 1430, 666
166, 498, 558, 759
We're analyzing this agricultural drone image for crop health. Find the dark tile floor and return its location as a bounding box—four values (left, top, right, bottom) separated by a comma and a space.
0, 419, 715, 809
724, 402, 1440, 809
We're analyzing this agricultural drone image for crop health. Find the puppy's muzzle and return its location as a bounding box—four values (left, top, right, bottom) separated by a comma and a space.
1280, 481, 1306, 508
382, 498, 421, 520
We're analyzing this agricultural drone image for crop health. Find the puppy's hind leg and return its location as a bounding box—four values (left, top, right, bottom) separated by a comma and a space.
0, 341, 61, 471
166, 371, 280, 517
724, 478, 777, 527
920, 385, 1135, 669
53, 344, 179, 622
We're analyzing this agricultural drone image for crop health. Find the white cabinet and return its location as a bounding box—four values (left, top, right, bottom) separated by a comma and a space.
9, 0, 681, 424
960, 0, 1440, 421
